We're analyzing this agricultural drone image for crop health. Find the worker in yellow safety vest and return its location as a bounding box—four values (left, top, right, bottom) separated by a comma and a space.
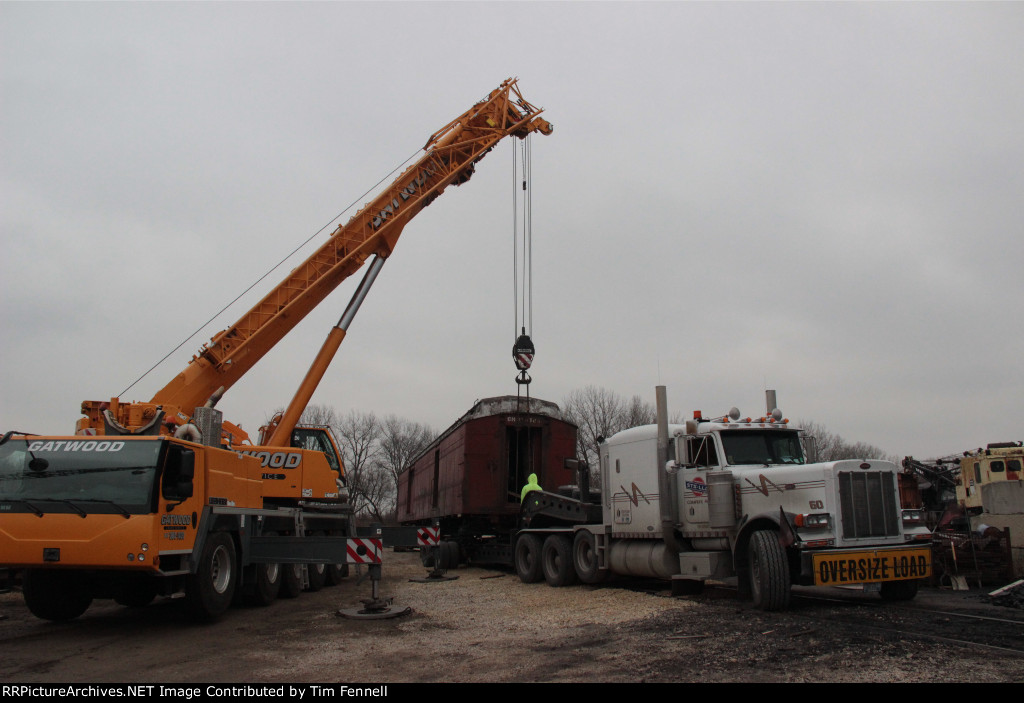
521, 473, 542, 502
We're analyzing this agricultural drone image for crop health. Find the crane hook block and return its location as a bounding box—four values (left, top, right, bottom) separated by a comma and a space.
513, 331, 535, 372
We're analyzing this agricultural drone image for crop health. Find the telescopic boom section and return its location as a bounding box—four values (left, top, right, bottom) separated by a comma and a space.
79, 79, 552, 439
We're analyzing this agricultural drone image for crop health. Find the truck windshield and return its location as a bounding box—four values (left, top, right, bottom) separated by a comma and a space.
0, 438, 163, 515
720, 430, 805, 466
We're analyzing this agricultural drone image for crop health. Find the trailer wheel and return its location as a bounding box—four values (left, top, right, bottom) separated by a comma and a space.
514, 533, 544, 583
542, 535, 578, 587
748, 530, 790, 611
572, 531, 606, 584
880, 579, 919, 601
279, 563, 303, 599
22, 570, 92, 622
185, 531, 237, 620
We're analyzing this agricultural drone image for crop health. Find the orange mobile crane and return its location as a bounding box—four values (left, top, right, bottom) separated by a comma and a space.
0, 79, 552, 621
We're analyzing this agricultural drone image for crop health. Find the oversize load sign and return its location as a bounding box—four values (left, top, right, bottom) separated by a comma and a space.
812, 547, 932, 586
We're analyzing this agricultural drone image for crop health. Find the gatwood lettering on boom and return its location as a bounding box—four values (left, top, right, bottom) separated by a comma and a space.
371, 167, 435, 229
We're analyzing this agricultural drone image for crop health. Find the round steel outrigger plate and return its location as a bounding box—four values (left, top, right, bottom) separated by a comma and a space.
409, 572, 459, 583
336, 599, 412, 620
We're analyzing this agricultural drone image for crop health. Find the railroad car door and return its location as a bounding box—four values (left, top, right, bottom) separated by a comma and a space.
506, 425, 542, 502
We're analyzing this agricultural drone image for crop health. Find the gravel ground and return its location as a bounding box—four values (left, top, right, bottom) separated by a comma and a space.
1, 551, 1022, 683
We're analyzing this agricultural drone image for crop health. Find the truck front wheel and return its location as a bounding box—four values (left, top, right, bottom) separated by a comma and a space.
542, 535, 578, 587
748, 530, 791, 611
572, 531, 606, 584
185, 531, 237, 620
22, 570, 92, 622
514, 534, 543, 583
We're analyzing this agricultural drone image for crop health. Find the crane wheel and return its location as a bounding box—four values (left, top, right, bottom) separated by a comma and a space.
243, 531, 281, 606
304, 533, 328, 591
23, 570, 93, 622
185, 531, 238, 620
279, 563, 303, 599
325, 562, 349, 585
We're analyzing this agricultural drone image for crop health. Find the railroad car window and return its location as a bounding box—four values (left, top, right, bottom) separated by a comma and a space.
989, 461, 1004, 473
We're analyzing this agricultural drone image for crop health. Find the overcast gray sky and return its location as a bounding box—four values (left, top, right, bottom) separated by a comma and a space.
2, 1, 1021, 459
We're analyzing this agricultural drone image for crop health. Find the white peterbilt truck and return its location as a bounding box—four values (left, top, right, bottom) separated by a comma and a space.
515, 387, 933, 610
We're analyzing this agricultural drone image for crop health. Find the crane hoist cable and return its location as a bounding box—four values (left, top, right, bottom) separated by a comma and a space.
512, 136, 535, 393
511, 137, 537, 483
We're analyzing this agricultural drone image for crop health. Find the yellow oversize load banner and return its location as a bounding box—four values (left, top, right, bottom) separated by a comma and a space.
812, 547, 932, 586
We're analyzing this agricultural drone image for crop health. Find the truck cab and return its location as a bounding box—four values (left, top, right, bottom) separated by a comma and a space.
592, 400, 932, 610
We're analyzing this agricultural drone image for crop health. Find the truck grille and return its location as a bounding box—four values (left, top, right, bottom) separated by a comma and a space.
837, 471, 899, 539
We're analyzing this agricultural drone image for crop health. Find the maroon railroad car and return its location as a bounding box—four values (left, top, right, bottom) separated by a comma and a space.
397, 395, 578, 564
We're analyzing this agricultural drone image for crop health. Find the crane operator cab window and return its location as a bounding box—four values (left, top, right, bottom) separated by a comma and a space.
291, 427, 342, 476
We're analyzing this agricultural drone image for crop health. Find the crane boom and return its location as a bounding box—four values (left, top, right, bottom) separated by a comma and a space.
78, 79, 552, 441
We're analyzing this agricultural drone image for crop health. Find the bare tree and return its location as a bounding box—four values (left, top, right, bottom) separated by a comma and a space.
333, 410, 386, 520
798, 419, 897, 464
375, 415, 435, 519
299, 404, 339, 428
561, 386, 626, 469
560, 386, 676, 473
623, 394, 658, 427
261, 403, 437, 522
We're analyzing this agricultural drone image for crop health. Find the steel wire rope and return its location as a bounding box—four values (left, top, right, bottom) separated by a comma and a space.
118, 148, 424, 399
512, 140, 519, 339
511, 137, 536, 478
